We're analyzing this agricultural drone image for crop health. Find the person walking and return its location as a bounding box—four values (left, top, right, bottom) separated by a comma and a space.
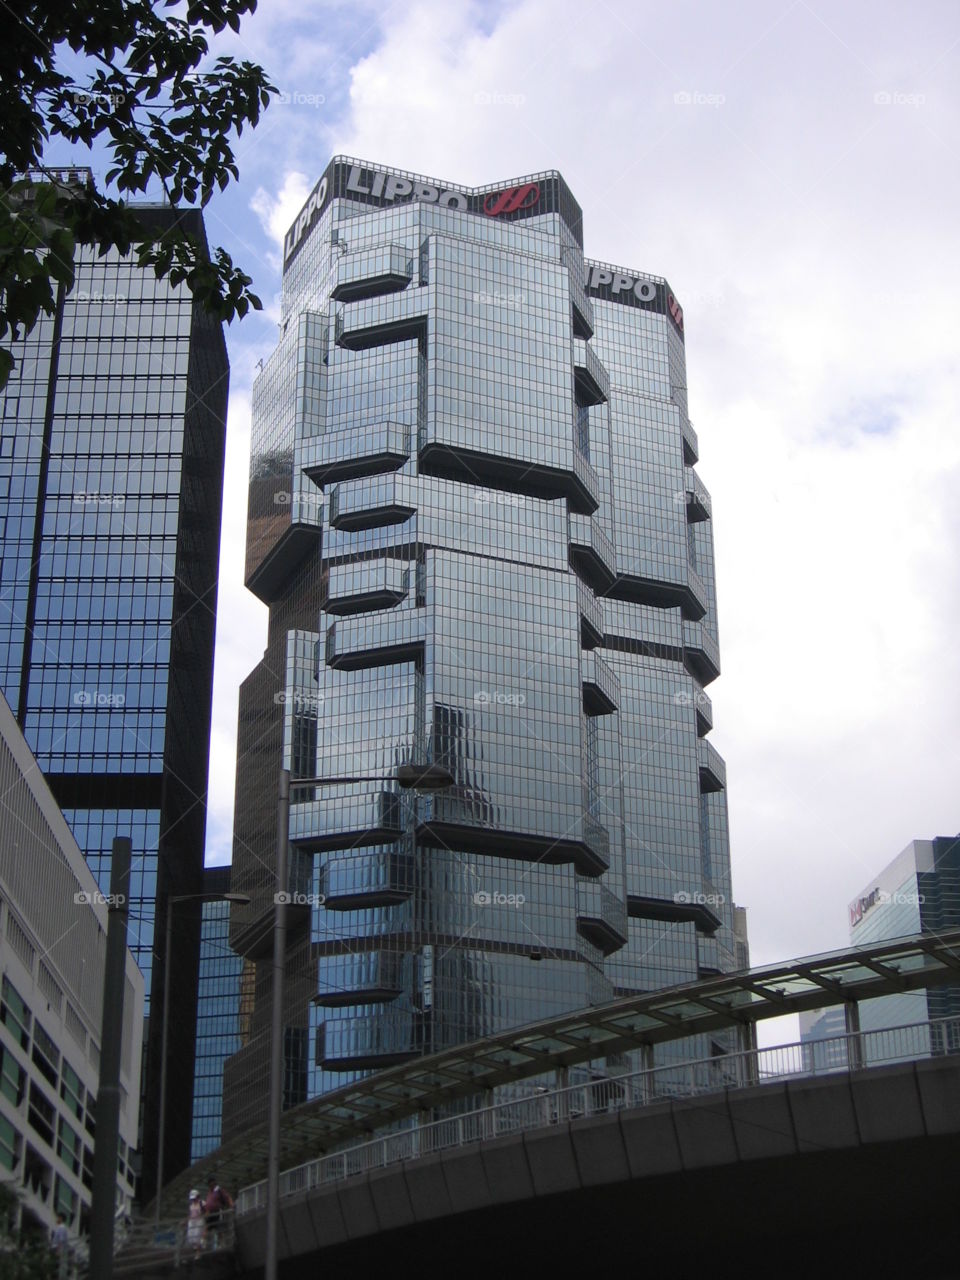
50, 1213, 70, 1279
203, 1176, 233, 1250
185, 1190, 205, 1255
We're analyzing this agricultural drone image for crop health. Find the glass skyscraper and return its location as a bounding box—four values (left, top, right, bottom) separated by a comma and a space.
224, 158, 740, 1135
0, 176, 228, 1194
849, 834, 960, 1062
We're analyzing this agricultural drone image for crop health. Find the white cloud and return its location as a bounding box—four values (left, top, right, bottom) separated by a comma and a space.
250, 170, 311, 274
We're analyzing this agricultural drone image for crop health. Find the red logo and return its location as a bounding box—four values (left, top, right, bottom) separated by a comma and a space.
483, 183, 540, 217
667, 291, 684, 331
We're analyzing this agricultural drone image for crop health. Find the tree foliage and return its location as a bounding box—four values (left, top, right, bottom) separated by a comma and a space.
0, 0, 276, 388
0, 1183, 57, 1280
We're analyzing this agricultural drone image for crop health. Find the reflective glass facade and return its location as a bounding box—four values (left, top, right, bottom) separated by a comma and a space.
0, 196, 228, 1194
849, 835, 960, 1062
191, 867, 243, 1161
224, 158, 740, 1134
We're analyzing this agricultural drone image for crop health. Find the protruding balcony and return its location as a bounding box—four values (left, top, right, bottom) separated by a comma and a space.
326, 560, 409, 615
320, 850, 414, 910
694, 687, 713, 735
325, 613, 425, 670
686, 563, 708, 620
573, 338, 609, 406
582, 651, 619, 716
683, 619, 721, 684
290, 785, 405, 852
684, 467, 712, 522
328, 474, 416, 531
314, 951, 406, 1007
576, 879, 628, 954
568, 512, 616, 592
416, 802, 610, 877
315, 1012, 417, 1069
334, 291, 426, 351
682, 417, 699, 465
562, 242, 595, 339
330, 245, 414, 303
301, 420, 411, 488
418, 437, 600, 515
577, 579, 603, 649
698, 738, 727, 793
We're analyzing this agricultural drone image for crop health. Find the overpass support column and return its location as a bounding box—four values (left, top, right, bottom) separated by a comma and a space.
738, 1020, 759, 1086
640, 1045, 654, 1105
556, 1067, 570, 1121
845, 1000, 864, 1069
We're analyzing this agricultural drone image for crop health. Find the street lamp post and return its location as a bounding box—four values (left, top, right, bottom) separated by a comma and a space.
154, 889, 250, 1226
264, 764, 453, 1280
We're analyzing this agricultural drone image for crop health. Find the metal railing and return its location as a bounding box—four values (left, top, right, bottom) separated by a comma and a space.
235, 1015, 960, 1216
108, 1209, 236, 1276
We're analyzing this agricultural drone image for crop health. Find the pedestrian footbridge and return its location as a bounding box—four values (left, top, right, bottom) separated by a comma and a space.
133, 930, 960, 1277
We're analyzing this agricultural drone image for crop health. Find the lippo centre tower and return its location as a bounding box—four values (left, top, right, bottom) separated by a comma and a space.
223, 158, 738, 1134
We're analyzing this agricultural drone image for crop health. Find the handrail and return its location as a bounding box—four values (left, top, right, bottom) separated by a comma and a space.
106, 1208, 236, 1277
235, 1014, 960, 1215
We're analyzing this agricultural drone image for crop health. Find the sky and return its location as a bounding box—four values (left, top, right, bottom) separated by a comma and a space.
49, 0, 960, 977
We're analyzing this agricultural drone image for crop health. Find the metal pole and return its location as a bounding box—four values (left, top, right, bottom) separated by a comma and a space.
265, 768, 289, 1280
845, 999, 863, 1070
89, 836, 131, 1279
154, 900, 175, 1226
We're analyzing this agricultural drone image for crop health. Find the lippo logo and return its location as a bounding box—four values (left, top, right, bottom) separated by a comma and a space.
474, 890, 525, 906
483, 183, 539, 217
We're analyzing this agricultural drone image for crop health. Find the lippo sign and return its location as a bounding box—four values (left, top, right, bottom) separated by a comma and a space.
283, 161, 549, 270
584, 262, 684, 338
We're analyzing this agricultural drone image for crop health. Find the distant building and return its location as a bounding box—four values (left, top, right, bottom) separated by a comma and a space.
848, 835, 960, 1062
0, 690, 143, 1247
732, 905, 750, 970
0, 175, 229, 1195
190, 867, 242, 1162
798, 1006, 848, 1073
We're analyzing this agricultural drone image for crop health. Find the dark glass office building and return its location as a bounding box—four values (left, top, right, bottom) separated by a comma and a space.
224, 158, 739, 1134
0, 175, 228, 1194
191, 866, 244, 1161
